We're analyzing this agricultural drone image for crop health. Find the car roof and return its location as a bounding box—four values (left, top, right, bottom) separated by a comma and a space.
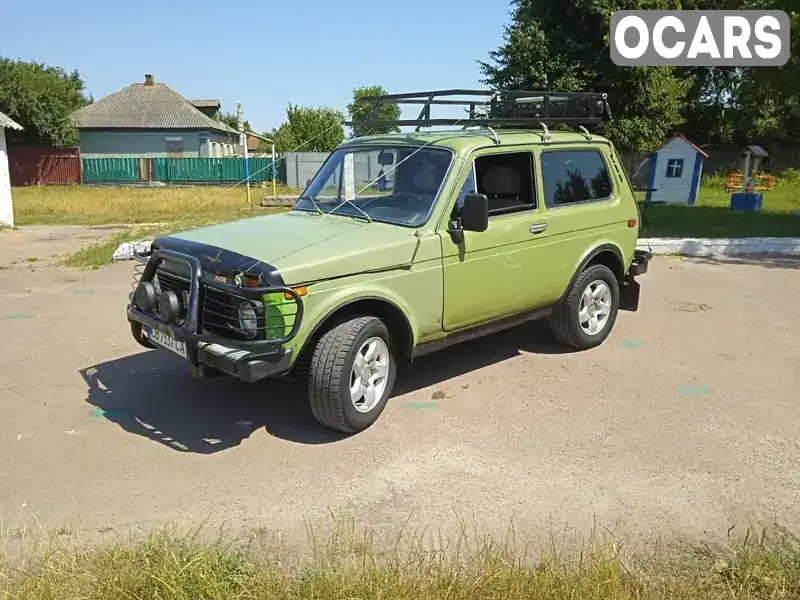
339, 128, 611, 156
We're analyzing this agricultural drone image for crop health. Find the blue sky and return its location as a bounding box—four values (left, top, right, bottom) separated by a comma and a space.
1, 0, 512, 133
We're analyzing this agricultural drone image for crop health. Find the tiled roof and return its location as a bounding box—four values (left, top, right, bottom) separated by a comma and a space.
0, 110, 23, 130
190, 99, 221, 108
72, 83, 237, 134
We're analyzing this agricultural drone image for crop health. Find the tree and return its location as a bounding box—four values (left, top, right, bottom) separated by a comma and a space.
347, 85, 401, 137
267, 104, 344, 152
478, 0, 692, 153
218, 110, 252, 132
675, 0, 800, 146
0, 57, 89, 146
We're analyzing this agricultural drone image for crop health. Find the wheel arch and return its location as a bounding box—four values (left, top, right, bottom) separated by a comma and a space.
298, 296, 416, 364
558, 243, 626, 305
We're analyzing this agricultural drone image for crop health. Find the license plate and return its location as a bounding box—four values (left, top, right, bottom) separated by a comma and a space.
147, 327, 187, 359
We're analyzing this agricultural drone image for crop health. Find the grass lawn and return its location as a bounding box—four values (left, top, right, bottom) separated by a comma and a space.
11, 184, 301, 269
10, 182, 800, 269
2, 522, 799, 600
12, 183, 300, 227
638, 184, 800, 238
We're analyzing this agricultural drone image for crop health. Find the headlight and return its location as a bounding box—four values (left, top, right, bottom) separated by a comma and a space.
238, 301, 260, 339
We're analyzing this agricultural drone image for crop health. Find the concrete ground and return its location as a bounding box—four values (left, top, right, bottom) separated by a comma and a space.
1, 227, 799, 550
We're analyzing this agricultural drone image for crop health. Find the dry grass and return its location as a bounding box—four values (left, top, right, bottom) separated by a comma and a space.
12, 184, 299, 227
1, 518, 799, 600
8, 184, 296, 269
12, 182, 800, 271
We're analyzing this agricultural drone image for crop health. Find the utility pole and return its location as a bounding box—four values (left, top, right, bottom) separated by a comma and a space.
237, 103, 252, 207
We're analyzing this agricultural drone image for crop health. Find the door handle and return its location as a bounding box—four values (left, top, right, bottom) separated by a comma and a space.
529, 223, 547, 234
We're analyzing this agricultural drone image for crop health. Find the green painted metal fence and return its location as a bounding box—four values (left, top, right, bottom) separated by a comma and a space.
154, 158, 276, 183
81, 157, 276, 184
82, 158, 139, 182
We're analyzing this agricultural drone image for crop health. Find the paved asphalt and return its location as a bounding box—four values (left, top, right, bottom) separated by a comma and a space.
1, 226, 798, 550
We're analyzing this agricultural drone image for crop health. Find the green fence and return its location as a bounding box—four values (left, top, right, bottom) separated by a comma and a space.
81, 157, 276, 184
153, 158, 276, 183
82, 158, 139, 182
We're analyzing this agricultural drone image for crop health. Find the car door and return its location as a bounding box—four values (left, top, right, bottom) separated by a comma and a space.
534, 145, 625, 299
438, 147, 559, 332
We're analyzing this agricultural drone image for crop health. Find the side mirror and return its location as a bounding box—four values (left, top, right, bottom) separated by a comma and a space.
461, 194, 489, 232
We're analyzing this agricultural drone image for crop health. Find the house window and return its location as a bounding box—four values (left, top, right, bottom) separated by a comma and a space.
165, 137, 184, 155
666, 158, 684, 178
540, 149, 612, 207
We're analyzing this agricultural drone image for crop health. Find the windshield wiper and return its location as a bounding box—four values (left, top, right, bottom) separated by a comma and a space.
298, 195, 324, 215
336, 199, 373, 223
300, 195, 373, 223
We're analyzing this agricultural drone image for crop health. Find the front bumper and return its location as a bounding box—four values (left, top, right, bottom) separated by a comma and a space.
195, 340, 294, 381
127, 248, 303, 382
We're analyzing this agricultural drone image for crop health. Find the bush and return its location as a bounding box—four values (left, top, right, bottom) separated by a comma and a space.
774, 168, 800, 188
701, 172, 727, 188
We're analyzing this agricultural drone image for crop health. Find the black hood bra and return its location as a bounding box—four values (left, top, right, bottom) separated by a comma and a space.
152, 235, 285, 286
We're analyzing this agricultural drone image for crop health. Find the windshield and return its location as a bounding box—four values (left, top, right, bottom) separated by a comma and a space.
293, 145, 453, 226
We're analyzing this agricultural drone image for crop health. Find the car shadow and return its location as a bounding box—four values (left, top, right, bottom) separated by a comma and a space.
80, 321, 573, 453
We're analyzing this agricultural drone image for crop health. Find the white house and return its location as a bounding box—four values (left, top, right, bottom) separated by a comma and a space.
644, 134, 708, 206
0, 110, 23, 227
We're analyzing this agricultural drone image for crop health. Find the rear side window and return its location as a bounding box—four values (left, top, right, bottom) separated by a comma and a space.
540, 149, 612, 208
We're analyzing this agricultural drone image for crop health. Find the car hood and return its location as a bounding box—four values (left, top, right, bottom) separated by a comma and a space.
157, 211, 421, 285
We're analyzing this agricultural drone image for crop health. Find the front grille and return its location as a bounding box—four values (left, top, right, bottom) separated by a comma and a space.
203, 286, 250, 341
203, 286, 300, 341
149, 265, 299, 342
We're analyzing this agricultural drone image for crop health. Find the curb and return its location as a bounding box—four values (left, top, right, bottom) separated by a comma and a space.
261, 196, 298, 207
637, 237, 800, 256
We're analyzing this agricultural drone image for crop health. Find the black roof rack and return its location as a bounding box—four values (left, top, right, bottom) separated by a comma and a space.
344, 89, 612, 130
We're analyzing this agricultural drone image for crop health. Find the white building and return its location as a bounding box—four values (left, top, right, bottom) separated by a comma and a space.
0, 110, 24, 227
644, 134, 708, 206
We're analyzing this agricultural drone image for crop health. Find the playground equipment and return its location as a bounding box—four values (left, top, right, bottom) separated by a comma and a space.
728, 145, 771, 211
724, 172, 775, 193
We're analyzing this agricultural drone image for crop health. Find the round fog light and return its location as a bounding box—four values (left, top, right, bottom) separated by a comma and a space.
238, 301, 259, 339
158, 290, 180, 323
134, 281, 157, 312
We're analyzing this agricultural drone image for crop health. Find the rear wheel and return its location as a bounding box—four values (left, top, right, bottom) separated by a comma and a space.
307, 316, 396, 433
549, 264, 619, 349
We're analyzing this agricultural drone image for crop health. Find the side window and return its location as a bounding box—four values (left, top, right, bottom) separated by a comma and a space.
540, 149, 613, 208
474, 151, 536, 216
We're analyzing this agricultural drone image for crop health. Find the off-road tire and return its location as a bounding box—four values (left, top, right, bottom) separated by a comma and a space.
549, 264, 620, 350
307, 316, 396, 433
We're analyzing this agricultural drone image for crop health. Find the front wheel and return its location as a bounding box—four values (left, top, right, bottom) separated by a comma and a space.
549, 264, 620, 349
307, 316, 396, 433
